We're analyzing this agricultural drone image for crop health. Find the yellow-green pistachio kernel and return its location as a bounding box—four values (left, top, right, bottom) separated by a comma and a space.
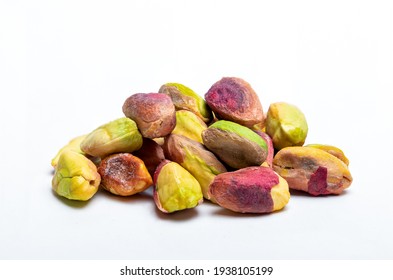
80, 117, 142, 158
266, 102, 308, 150
52, 150, 101, 201
159, 83, 212, 123
163, 134, 227, 202
51, 135, 86, 168
305, 144, 349, 165
153, 160, 203, 213
171, 110, 207, 143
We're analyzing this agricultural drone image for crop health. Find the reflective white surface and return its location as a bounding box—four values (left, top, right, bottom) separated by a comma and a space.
1, 0, 392, 259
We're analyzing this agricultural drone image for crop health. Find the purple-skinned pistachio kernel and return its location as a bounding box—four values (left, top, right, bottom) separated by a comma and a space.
208, 166, 290, 213
205, 77, 264, 127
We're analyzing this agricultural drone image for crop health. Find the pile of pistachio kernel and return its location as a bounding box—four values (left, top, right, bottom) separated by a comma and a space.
51, 77, 353, 214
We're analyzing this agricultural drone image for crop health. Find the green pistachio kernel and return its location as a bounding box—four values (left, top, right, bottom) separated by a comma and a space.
80, 117, 143, 158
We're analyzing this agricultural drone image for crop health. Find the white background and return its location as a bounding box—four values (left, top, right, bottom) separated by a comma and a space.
1, 0, 392, 260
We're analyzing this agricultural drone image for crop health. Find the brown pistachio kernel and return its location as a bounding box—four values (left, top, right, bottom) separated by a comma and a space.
202, 120, 268, 169
205, 77, 264, 127
273, 147, 353, 196
132, 138, 165, 177
208, 166, 290, 213
159, 83, 212, 123
153, 160, 203, 213
171, 110, 207, 143
122, 93, 176, 138
305, 144, 349, 165
98, 153, 152, 196
163, 134, 227, 202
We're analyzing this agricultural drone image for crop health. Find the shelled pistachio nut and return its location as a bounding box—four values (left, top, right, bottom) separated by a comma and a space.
202, 120, 268, 169
265, 102, 308, 150
171, 110, 207, 143
51, 135, 86, 168
153, 160, 203, 213
98, 153, 152, 196
52, 150, 101, 201
163, 134, 227, 201
122, 93, 176, 138
208, 166, 290, 213
159, 83, 212, 123
80, 117, 143, 158
273, 146, 353, 196
305, 144, 349, 165
205, 77, 264, 127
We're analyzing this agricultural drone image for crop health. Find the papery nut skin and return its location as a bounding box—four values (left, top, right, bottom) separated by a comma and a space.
205, 77, 264, 127
80, 117, 143, 158
265, 102, 308, 150
202, 120, 268, 169
133, 138, 165, 177
305, 144, 349, 166
208, 166, 290, 213
159, 83, 212, 123
153, 160, 203, 213
171, 110, 207, 143
52, 150, 101, 201
163, 134, 227, 202
273, 146, 353, 196
122, 93, 176, 138
98, 153, 152, 196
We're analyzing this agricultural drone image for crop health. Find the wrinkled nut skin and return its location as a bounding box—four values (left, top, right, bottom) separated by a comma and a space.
265, 102, 308, 150
171, 110, 207, 143
202, 120, 268, 169
254, 131, 274, 167
208, 166, 290, 213
205, 77, 264, 127
159, 83, 212, 123
163, 134, 227, 201
153, 160, 203, 213
51, 135, 86, 168
98, 153, 152, 196
80, 117, 143, 158
273, 147, 353, 196
133, 138, 165, 177
122, 93, 176, 138
52, 150, 101, 201
305, 144, 349, 166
